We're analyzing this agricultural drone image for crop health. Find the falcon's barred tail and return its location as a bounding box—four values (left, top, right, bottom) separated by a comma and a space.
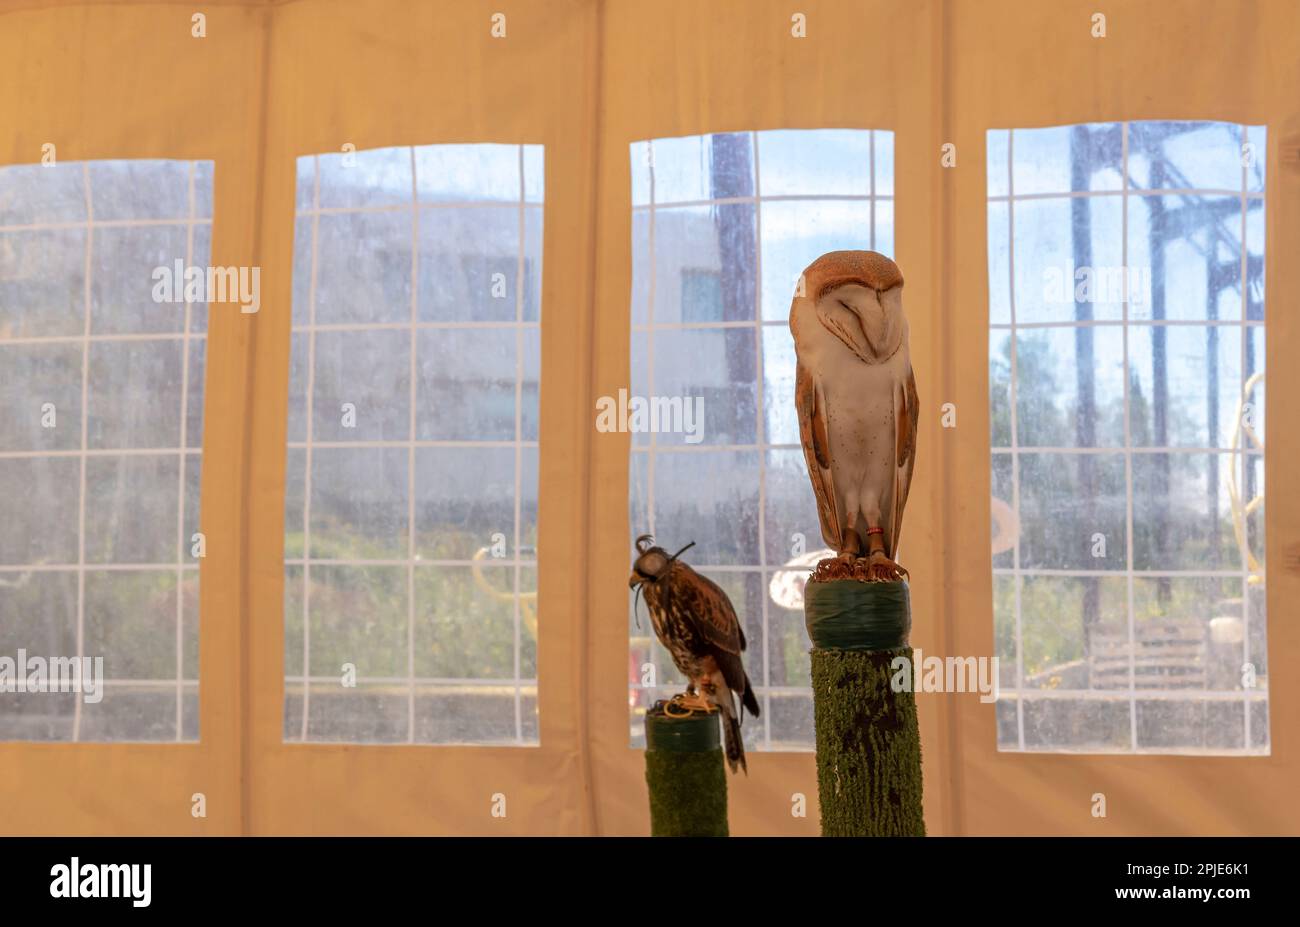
741, 671, 760, 720
723, 706, 748, 775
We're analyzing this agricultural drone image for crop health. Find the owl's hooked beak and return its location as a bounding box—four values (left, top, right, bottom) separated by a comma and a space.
628, 571, 645, 590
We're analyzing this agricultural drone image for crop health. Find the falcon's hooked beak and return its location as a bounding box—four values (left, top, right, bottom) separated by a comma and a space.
629, 570, 645, 630
628, 538, 695, 629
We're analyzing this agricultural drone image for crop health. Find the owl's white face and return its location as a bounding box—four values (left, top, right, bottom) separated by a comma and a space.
813, 282, 906, 363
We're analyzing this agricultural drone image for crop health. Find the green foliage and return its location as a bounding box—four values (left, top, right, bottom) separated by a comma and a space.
995, 572, 1247, 690
989, 331, 1249, 691
990, 334, 1239, 570
811, 647, 925, 837
284, 524, 537, 682
0, 569, 197, 681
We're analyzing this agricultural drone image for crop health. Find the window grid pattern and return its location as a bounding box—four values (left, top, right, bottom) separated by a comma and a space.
0, 159, 209, 742
628, 129, 893, 751
285, 145, 540, 745
990, 121, 1267, 754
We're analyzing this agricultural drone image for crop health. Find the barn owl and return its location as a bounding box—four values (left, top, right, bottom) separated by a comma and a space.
790, 251, 918, 581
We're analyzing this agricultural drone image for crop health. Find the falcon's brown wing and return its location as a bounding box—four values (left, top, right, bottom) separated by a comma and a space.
795, 361, 840, 549
676, 565, 748, 694
890, 363, 919, 559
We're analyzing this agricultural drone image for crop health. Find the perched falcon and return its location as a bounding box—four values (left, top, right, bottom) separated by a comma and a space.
790, 250, 918, 581
629, 535, 760, 773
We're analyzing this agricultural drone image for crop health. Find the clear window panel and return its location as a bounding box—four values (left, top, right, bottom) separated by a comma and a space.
0, 159, 211, 742
628, 129, 894, 750
988, 121, 1267, 754
285, 143, 542, 745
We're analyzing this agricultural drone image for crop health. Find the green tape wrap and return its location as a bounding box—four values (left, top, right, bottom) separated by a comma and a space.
805, 581, 924, 836
644, 704, 729, 837
645, 707, 721, 753
805, 579, 911, 651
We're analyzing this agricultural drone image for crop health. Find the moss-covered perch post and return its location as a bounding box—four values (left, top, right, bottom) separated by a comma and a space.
806, 577, 925, 836
644, 700, 728, 836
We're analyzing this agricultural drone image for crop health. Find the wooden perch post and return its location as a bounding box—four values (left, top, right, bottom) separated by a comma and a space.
643, 701, 729, 837
806, 578, 925, 836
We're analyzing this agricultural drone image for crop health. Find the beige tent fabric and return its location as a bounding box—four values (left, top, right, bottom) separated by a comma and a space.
0, 0, 1294, 835
944, 0, 1300, 837
0, 0, 267, 836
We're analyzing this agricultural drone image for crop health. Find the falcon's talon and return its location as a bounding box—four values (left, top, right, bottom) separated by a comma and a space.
661, 697, 693, 718
666, 691, 715, 715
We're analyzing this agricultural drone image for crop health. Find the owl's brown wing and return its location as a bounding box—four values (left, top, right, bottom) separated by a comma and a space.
890, 363, 919, 559
795, 361, 840, 549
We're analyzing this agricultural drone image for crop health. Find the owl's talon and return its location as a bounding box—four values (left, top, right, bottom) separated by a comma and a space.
866, 552, 908, 582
